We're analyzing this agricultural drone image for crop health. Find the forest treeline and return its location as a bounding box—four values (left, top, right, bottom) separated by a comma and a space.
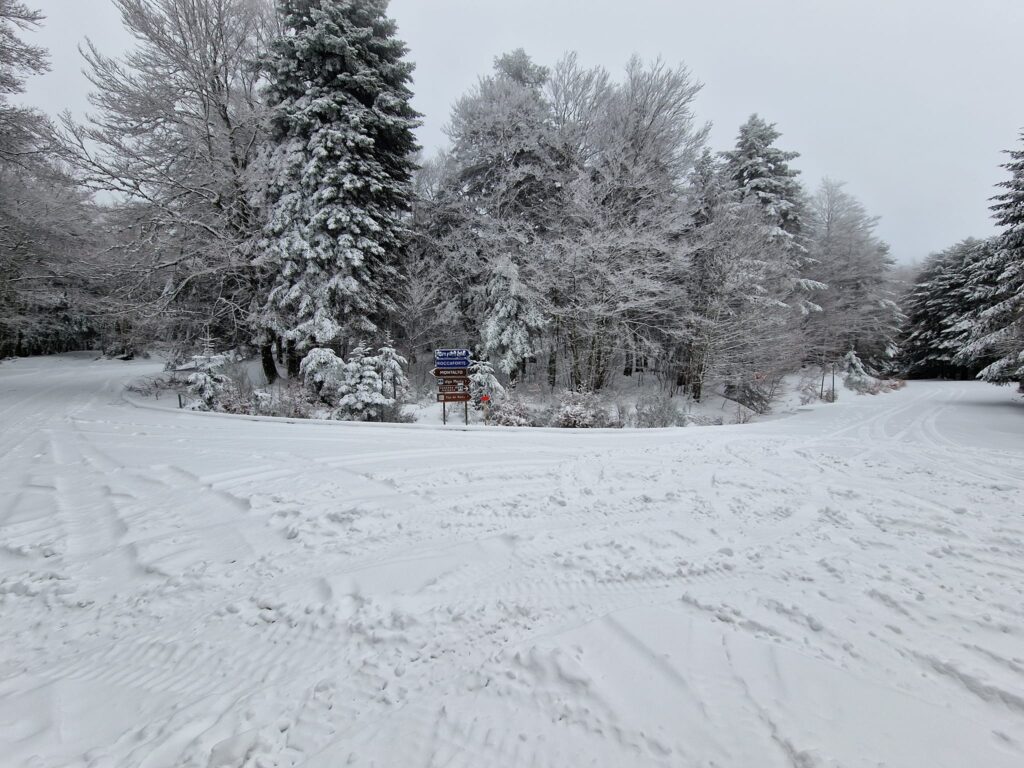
2, 0, 1022, 401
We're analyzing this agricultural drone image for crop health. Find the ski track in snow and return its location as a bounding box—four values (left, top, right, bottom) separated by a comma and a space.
1, 354, 1023, 767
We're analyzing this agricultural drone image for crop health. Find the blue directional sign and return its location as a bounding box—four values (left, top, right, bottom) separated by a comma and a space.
435, 348, 471, 368
435, 348, 471, 360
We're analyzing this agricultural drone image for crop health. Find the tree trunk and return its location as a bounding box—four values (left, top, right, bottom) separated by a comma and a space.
286, 340, 300, 378
261, 343, 278, 384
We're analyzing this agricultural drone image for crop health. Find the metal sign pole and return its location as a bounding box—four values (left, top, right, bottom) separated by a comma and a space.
443, 401, 446, 425
464, 400, 468, 426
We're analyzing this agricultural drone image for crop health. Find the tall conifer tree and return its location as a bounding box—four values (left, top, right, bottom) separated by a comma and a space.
722, 114, 804, 237
256, 0, 419, 370
960, 131, 1024, 384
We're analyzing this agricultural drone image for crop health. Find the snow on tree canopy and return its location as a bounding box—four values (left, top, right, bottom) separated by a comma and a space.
255, 0, 420, 353
960, 130, 1024, 385
336, 340, 393, 421
722, 114, 804, 238
299, 347, 346, 402
481, 256, 545, 378
376, 335, 410, 402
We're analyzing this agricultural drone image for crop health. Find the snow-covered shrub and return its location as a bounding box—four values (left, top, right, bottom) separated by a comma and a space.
469, 358, 505, 409
186, 364, 254, 414
187, 371, 230, 411
252, 384, 312, 419
796, 369, 823, 405
209, 362, 258, 413
842, 351, 876, 393
299, 342, 412, 422
682, 413, 724, 427
723, 381, 772, 414
634, 393, 682, 428
733, 403, 756, 424
552, 390, 611, 428
488, 397, 533, 427
125, 377, 163, 398
300, 347, 346, 404
222, 361, 255, 398
607, 400, 628, 429
841, 351, 903, 395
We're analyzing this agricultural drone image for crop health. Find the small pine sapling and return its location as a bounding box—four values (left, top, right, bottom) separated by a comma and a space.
335, 342, 393, 421
376, 335, 411, 402
469, 358, 505, 409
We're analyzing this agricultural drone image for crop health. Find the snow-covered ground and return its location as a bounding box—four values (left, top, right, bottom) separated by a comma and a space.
1, 354, 1023, 768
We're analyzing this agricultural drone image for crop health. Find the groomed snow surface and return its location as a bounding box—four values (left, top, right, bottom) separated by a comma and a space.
2, 355, 1023, 768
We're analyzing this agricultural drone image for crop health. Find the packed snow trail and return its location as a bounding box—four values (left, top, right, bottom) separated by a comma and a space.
1, 355, 1023, 768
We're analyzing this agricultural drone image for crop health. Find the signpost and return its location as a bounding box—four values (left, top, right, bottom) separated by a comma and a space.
433, 349, 471, 425
432, 368, 471, 378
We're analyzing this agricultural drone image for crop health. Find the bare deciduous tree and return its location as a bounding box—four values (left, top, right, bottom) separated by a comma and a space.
53, 0, 278, 352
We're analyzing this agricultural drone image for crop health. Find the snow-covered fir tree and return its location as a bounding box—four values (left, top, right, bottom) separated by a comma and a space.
469, 356, 505, 407
722, 114, 804, 238
375, 334, 410, 402
481, 256, 545, 381
336, 340, 392, 420
959, 131, 1024, 385
899, 248, 964, 378
899, 239, 996, 379
299, 347, 346, 404
256, 0, 420, 373
720, 114, 820, 320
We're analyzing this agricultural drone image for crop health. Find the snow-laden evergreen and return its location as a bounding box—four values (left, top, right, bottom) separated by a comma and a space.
720, 114, 822, 319
722, 114, 804, 238
898, 133, 1024, 387
481, 256, 545, 380
299, 341, 400, 420
469, 357, 505, 407
959, 131, 1024, 385
255, 0, 419, 357
898, 240, 995, 379
376, 335, 410, 402
335, 341, 392, 421
299, 347, 347, 404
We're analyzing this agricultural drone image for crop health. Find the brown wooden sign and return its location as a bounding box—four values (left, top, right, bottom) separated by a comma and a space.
432, 367, 469, 378
437, 393, 471, 403
438, 383, 469, 394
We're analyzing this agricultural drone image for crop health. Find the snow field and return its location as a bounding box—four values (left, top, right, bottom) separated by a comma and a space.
0, 355, 1023, 767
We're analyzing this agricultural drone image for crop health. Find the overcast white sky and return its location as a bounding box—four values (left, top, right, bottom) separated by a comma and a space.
20, 0, 1024, 264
